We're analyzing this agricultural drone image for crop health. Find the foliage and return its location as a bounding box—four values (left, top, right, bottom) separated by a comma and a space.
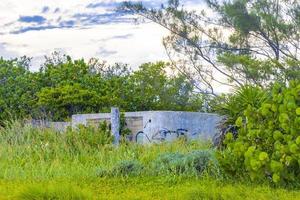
152, 150, 219, 176
96, 160, 144, 177
110, 160, 144, 177
0, 57, 41, 123
127, 62, 203, 111
119, 112, 131, 137
152, 152, 186, 174
121, 0, 300, 95
0, 121, 300, 198
37, 84, 101, 121
220, 81, 300, 184
66, 122, 113, 151
0, 55, 203, 122
0, 121, 210, 180
210, 85, 268, 125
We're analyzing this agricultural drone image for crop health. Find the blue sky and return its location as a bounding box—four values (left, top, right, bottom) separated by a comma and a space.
0, 0, 204, 70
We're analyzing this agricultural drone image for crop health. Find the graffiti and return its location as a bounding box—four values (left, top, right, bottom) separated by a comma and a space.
135, 128, 199, 144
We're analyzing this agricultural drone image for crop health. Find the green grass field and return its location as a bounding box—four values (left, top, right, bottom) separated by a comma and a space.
1, 177, 300, 200
0, 122, 299, 199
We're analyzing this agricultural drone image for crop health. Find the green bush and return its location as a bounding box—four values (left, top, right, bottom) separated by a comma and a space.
210, 85, 268, 126
220, 81, 300, 184
153, 150, 219, 176
186, 150, 220, 177
153, 152, 186, 174
111, 160, 144, 176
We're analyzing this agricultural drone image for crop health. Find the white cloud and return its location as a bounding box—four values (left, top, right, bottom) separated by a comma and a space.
0, 0, 231, 93
0, 0, 173, 70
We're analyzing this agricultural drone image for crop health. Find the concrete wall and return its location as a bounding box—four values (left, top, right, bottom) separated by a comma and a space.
72, 111, 222, 144
28, 120, 71, 132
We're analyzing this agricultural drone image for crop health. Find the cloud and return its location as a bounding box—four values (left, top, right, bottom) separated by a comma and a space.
18, 15, 46, 24
86, 2, 120, 9
110, 33, 133, 40
0, 42, 18, 58
72, 12, 132, 25
59, 20, 75, 27
54, 8, 60, 13
11, 25, 57, 34
42, 6, 50, 13
0, 0, 171, 71
98, 47, 118, 56
94, 33, 134, 43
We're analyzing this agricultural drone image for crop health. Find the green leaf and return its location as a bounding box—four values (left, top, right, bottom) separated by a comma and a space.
296, 136, 300, 145
279, 113, 289, 123
296, 107, 300, 116
272, 173, 280, 183
270, 160, 283, 173
259, 152, 269, 161
273, 131, 283, 140
289, 143, 298, 154
235, 117, 243, 127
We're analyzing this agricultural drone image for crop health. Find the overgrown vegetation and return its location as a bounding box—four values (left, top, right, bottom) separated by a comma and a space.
0, 122, 300, 199
0, 56, 203, 122
219, 81, 300, 185
0, 0, 299, 198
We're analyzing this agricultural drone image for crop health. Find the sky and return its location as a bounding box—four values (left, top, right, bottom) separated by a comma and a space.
0, 0, 205, 71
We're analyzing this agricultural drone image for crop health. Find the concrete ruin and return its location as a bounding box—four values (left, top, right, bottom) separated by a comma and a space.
27, 120, 71, 132
72, 111, 222, 144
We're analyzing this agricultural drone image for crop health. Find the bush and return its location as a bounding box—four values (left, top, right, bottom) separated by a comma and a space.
96, 160, 144, 177
220, 81, 300, 184
152, 150, 219, 176
153, 152, 187, 174
186, 150, 220, 177
111, 160, 144, 176
210, 85, 268, 126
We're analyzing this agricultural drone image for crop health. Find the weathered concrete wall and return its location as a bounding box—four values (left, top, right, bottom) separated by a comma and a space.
72, 111, 222, 143
27, 120, 71, 132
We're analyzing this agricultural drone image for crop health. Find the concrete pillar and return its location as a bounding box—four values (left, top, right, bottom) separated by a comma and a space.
111, 107, 120, 145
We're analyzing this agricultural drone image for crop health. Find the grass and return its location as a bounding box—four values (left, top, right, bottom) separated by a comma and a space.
0, 177, 299, 200
0, 121, 299, 199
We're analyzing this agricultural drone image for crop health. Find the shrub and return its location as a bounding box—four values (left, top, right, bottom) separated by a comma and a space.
152, 152, 187, 174
152, 150, 219, 176
210, 85, 268, 126
109, 160, 143, 176
185, 150, 220, 177
220, 81, 300, 184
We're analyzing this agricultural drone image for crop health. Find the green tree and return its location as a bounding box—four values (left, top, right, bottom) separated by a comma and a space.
126, 62, 203, 111
0, 57, 41, 122
0, 54, 203, 122
37, 84, 101, 121
121, 0, 300, 95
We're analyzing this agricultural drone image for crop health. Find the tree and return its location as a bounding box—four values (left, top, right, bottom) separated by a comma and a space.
0, 57, 41, 122
0, 54, 204, 122
120, 0, 300, 95
37, 84, 102, 121
126, 62, 203, 111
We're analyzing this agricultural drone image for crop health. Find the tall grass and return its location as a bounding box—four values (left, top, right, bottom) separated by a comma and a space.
1, 121, 300, 199
0, 120, 212, 180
